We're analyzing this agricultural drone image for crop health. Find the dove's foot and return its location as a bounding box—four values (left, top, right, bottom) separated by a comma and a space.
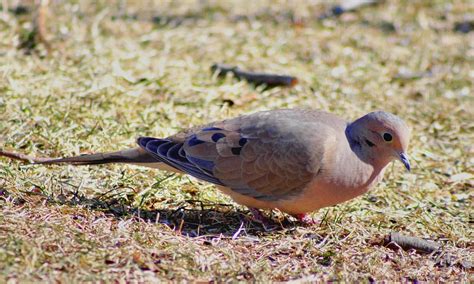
248, 208, 274, 228
292, 213, 319, 226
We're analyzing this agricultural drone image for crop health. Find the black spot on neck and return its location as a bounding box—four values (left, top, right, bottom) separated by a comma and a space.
365, 139, 375, 147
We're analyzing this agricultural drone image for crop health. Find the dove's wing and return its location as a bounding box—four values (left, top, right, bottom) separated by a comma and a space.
138, 109, 340, 201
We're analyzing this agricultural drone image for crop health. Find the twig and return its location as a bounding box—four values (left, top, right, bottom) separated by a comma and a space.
385, 232, 440, 253
211, 63, 298, 87
19, 0, 51, 52
35, 0, 51, 51
232, 221, 246, 240
0, 149, 52, 164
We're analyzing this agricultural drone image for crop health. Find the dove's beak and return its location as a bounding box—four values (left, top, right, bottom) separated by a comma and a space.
399, 152, 411, 172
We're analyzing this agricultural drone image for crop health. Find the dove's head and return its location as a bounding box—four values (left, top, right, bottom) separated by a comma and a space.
348, 111, 411, 171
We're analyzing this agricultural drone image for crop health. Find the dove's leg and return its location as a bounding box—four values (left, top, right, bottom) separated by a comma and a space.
248, 208, 274, 227
292, 213, 318, 225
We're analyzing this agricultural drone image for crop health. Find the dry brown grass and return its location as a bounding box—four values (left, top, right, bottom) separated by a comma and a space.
0, 0, 473, 282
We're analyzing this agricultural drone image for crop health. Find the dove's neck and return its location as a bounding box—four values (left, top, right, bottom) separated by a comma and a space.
345, 122, 392, 169
340, 123, 391, 190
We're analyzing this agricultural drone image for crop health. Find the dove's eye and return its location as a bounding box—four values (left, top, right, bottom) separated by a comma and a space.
383, 132, 393, 142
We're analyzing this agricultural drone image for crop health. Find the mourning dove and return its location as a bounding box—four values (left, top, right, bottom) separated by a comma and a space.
1, 109, 411, 224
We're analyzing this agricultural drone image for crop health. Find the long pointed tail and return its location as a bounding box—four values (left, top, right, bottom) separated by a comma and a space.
0, 147, 157, 166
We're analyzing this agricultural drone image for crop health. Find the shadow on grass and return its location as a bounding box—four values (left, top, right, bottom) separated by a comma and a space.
9, 188, 298, 237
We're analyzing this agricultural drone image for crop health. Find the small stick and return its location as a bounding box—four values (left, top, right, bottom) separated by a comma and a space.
35, 0, 52, 51
0, 149, 52, 164
385, 232, 440, 253
211, 63, 298, 87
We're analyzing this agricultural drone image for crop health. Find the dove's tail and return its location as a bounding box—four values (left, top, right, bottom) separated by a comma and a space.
1, 147, 181, 172
35, 148, 157, 165
1, 147, 156, 166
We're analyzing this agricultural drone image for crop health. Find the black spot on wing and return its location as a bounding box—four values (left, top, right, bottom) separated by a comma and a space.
231, 147, 242, 155
188, 135, 205, 146
238, 138, 247, 146
211, 133, 226, 142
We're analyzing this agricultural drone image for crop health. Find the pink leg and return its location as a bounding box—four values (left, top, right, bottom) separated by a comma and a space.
293, 213, 318, 226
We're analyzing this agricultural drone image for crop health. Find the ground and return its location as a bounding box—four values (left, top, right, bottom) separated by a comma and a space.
0, 0, 472, 282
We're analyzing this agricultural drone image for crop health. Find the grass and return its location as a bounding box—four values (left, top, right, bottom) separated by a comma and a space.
0, 0, 473, 282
